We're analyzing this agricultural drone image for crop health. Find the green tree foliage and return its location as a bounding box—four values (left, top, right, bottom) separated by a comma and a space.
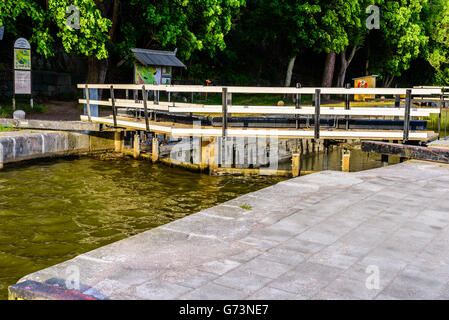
124, 0, 244, 60
0, 0, 50, 55
0, 0, 244, 82
369, 0, 428, 86
1, 0, 448, 87
48, 0, 111, 60
423, 0, 449, 85
318, 0, 364, 54
0, 0, 110, 59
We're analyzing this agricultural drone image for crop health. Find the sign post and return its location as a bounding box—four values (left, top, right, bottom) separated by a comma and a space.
13, 38, 32, 110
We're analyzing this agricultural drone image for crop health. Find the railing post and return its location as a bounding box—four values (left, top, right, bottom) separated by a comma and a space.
110, 85, 117, 128
85, 84, 91, 122
394, 93, 400, 121
395, 94, 401, 108
345, 83, 350, 130
403, 89, 412, 143
189, 92, 194, 118
154, 90, 159, 122
438, 94, 443, 139
445, 100, 448, 137
222, 87, 228, 137
314, 89, 321, 140
142, 85, 150, 131
295, 83, 301, 129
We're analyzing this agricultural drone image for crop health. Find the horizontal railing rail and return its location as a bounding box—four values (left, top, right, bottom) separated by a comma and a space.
78, 84, 444, 142
78, 84, 442, 96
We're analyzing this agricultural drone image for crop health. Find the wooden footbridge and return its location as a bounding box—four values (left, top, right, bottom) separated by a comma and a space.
77, 84, 445, 175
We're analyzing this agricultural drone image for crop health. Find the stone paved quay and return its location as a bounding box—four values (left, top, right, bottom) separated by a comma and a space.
15, 161, 449, 299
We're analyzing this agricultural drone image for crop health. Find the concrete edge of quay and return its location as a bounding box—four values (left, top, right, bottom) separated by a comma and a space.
9, 160, 449, 300
0, 130, 116, 169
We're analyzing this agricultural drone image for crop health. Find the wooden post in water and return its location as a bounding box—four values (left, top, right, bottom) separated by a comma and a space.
200, 138, 210, 171
292, 153, 301, 177
209, 137, 217, 175
152, 137, 159, 162
114, 131, 123, 153
381, 154, 389, 167
133, 132, 141, 159
323, 141, 329, 170
342, 149, 350, 172
0, 145, 3, 170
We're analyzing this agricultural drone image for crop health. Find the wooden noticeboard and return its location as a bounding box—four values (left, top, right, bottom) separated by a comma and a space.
13, 37, 33, 109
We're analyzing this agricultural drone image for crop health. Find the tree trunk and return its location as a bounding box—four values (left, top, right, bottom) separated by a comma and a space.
365, 43, 370, 76
337, 46, 358, 87
86, 0, 119, 94
87, 56, 109, 99
382, 75, 394, 88
284, 55, 297, 87
87, 56, 108, 83
321, 51, 336, 87
337, 54, 348, 88
321, 51, 336, 100
109, 0, 120, 40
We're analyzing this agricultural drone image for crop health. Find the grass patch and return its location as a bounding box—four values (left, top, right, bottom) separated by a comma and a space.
162, 92, 393, 108
0, 125, 15, 132
426, 112, 449, 134
239, 204, 252, 210
0, 101, 48, 118
160, 93, 313, 106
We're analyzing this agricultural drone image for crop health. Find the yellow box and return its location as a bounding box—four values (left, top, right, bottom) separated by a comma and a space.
353, 75, 378, 101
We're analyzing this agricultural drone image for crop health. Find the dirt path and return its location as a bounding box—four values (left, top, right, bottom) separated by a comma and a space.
29, 100, 112, 121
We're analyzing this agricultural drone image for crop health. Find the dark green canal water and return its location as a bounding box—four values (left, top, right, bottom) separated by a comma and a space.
0, 147, 389, 299
0, 157, 285, 299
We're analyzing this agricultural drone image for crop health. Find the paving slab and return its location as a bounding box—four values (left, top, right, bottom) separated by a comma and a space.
12, 160, 449, 300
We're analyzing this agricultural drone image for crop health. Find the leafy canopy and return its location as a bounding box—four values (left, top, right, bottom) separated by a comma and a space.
0, 0, 245, 61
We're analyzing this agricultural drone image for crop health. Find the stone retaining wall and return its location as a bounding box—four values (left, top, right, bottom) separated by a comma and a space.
0, 130, 115, 169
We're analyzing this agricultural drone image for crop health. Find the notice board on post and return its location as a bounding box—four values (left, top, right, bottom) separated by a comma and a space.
13, 38, 32, 96
14, 70, 31, 94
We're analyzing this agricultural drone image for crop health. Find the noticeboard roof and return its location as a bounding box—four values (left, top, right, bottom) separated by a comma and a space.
131, 48, 186, 68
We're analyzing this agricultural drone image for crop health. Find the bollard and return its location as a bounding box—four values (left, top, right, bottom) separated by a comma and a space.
152, 137, 159, 162
342, 150, 350, 172
292, 153, 301, 177
0, 143, 3, 170
133, 133, 141, 159
323, 142, 329, 170
209, 137, 217, 175
200, 138, 210, 171
381, 154, 389, 167
114, 131, 123, 153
